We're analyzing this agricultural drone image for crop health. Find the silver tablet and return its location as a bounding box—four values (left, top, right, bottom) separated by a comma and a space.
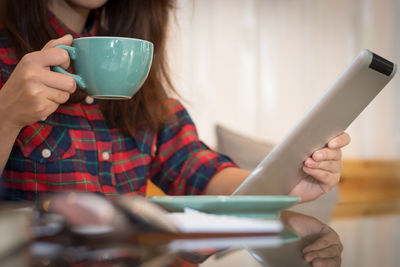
233, 49, 397, 196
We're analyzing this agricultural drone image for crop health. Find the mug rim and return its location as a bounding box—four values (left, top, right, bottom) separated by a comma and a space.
74, 36, 153, 46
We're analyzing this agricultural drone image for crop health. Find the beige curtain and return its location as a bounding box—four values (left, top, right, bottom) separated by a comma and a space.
168, 0, 400, 159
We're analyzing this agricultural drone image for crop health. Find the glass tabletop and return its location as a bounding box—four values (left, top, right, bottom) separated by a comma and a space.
0, 196, 399, 267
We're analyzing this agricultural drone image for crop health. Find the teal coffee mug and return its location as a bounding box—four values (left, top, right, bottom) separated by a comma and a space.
53, 37, 153, 99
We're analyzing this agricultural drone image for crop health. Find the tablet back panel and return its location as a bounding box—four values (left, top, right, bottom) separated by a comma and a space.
233, 50, 397, 196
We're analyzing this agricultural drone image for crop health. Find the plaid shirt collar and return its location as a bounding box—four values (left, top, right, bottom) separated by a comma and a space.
47, 9, 99, 38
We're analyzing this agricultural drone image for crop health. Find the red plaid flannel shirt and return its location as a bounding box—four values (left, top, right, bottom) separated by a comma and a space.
0, 11, 236, 201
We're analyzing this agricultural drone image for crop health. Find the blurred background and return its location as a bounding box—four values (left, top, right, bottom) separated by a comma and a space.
167, 0, 400, 159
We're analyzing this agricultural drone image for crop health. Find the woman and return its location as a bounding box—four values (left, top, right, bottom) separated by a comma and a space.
0, 0, 350, 202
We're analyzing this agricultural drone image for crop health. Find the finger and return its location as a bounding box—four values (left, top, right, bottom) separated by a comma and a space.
39, 69, 76, 93
24, 48, 70, 69
42, 34, 73, 50
42, 35, 73, 69
304, 158, 342, 174
45, 87, 73, 104
26, 83, 71, 106
328, 132, 351, 149
40, 101, 61, 121
30, 97, 60, 122
303, 230, 342, 253
312, 148, 342, 162
302, 167, 340, 188
304, 245, 342, 263
55, 48, 71, 70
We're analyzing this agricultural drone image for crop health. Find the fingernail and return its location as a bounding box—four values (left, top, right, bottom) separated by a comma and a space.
304, 253, 313, 262
330, 141, 338, 147
305, 159, 311, 166
306, 159, 316, 167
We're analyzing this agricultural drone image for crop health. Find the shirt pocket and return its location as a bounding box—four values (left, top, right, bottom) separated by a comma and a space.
16, 123, 76, 163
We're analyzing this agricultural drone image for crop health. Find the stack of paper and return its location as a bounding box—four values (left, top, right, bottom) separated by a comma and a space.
166, 208, 282, 234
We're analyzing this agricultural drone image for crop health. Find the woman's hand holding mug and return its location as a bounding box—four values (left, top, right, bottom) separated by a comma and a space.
0, 34, 76, 130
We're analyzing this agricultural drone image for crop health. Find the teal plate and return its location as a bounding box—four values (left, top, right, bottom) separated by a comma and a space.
148, 195, 300, 218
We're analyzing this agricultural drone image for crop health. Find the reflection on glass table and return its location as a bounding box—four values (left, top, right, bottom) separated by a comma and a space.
0, 192, 347, 267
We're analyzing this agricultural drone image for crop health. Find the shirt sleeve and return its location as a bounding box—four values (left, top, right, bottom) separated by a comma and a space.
149, 99, 237, 195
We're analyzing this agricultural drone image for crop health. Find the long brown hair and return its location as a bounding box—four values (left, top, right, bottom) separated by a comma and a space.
0, 0, 176, 136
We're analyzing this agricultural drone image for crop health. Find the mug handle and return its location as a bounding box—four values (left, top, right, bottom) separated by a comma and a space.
52, 45, 87, 89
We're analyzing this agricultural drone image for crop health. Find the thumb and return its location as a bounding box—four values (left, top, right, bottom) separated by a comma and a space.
42, 34, 73, 50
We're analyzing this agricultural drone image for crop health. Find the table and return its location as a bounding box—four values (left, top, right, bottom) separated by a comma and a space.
201, 199, 400, 267
0, 197, 399, 267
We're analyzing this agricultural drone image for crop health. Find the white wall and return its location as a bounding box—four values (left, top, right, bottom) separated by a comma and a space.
168, 0, 400, 159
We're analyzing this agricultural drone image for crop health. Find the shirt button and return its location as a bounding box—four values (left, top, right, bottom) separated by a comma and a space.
102, 152, 110, 161
85, 96, 94, 105
41, 148, 52, 159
